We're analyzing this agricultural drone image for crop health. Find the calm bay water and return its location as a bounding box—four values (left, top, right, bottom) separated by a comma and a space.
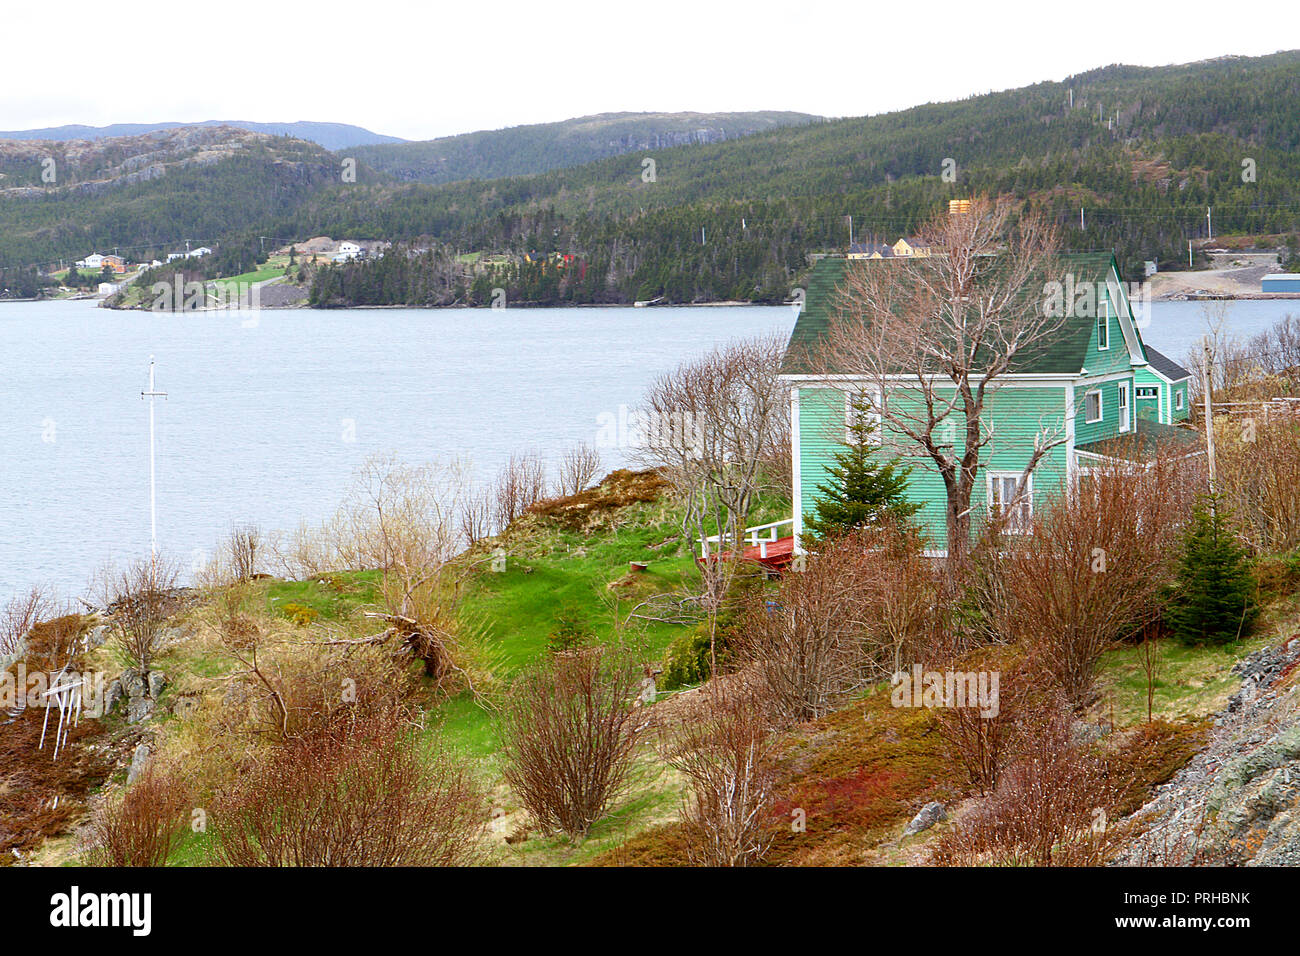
3, 295, 1297, 602
0, 300, 796, 600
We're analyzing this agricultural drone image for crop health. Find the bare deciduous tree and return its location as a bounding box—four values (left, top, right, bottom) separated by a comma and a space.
811, 197, 1063, 560
1, 586, 54, 657
555, 442, 603, 498
100, 557, 181, 673
227, 524, 261, 583
458, 484, 495, 548
637, 335, 790, 673
493, 451, 548, 530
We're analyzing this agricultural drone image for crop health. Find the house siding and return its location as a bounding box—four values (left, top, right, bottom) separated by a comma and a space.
795, 382, 1070, 548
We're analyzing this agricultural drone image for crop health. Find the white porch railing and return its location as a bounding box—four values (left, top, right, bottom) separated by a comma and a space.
699, 518, 794, 560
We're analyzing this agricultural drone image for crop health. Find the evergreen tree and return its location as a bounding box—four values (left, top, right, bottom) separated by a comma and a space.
1166, 494, 1258, 646
802, 396, 919, 542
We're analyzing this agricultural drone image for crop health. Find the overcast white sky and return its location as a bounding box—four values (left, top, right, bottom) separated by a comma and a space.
2, 0, 1295, 141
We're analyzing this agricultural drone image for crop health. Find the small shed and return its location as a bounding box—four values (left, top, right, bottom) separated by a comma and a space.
1262, 274, 1300, 294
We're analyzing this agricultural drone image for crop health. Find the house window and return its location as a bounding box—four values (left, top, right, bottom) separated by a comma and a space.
1175, 390, 1185, 411
989, 473, 1033, 533
844, 390, 880, 443
1136, 386, 1158, 399
1085, 389, 1102, 424
1118, 382, 1130, 432
1097, 303, 1110, 351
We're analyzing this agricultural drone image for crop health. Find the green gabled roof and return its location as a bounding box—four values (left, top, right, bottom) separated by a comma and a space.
780, 251, 1119, 377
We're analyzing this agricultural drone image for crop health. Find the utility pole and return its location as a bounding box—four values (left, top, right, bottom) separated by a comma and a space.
1189, 240, 1194, 268
141, 357, 168, 581
1081, 207, 1085, 230
1207, 206, 1213, 241
848, 214, 854, 247
1202, 336, 1216, 496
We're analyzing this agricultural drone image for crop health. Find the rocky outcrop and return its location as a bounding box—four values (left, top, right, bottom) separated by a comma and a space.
104, 668, 167, 725
1116, 636, 1300, 866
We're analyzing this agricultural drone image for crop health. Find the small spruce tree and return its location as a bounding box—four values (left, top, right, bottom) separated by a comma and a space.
1166, 494, 1257, 646
802, 396, 919, 542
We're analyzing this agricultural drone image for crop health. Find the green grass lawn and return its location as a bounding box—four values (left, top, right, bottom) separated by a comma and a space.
208, 263, 287, 289
1095, 593, 1295, 725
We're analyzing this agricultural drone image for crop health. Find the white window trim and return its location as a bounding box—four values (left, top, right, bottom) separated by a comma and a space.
1175, 390, 1185, 411
1118, 382, 1131, 433
844, 388, 881, 443
1097, 301, 1110, 351
1084, 388, 1103, 424
988, 472, 1033, 534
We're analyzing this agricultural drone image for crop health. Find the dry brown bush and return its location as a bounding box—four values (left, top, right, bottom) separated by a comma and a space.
932, 699, 1122, 866
86, 766, 191, 867
228, 524, 261, 583
1215, 416, 1300, 553
928, 644, 1036, 794
737, 526, 942, 723
457, 484, 495, 547
99, 556, 181, 673
988, 449, 1195, 707
498, 645, 645, 838
658, 685, 778, 866
212, 705, 487, 866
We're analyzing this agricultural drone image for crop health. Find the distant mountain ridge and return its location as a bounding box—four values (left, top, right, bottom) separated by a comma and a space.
352, 111, 820, 184
0, 120, 403, 150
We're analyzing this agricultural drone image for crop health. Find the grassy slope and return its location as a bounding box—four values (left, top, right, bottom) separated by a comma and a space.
25, 475, 1292, 867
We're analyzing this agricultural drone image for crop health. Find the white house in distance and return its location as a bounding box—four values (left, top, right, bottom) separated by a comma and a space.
167, 246, 213, 262
76, 253, 106, 270
333, 241, 363, 262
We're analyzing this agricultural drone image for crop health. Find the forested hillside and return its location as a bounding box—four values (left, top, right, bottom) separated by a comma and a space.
5, 52, 1300, 304
0, 128, 348, 267
294, 51, 1300, 304
350, 111, 818, 184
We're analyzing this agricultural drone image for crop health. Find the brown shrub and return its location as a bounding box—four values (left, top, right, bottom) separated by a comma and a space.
1215, 416, 1300, 554
737, 526, 942, 723
498, 645, 645, 838
990, 449, 1194, 707
86, 767, 191, 867
493, 451, 549, 530
212, 706, 487, 866
928, 643, 1037, 794
555, 442, 603, 498
99, 556, 182, 673
932, 699, 1122, 866
658, 686, 778, 867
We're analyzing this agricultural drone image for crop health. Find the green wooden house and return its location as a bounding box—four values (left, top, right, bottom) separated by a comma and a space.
780, 252, 1199, 555
1133, 345, 1192, 424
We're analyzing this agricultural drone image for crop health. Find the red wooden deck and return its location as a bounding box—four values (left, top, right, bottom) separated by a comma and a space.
697, 535, 796, 573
